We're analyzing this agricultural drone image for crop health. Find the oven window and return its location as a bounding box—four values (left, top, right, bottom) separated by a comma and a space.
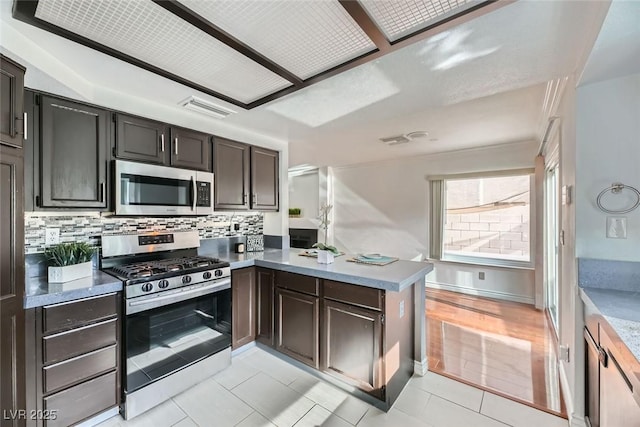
125, 289, 231, 393
121, 173, 191, 206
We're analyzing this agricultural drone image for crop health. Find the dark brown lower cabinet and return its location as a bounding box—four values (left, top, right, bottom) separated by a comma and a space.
276, 288, 319, 369
322, 299, 384, 399
232, 267, 256, 349
29, 294, 121, 427
0, 143, 26, 427
256, 268, 274, 347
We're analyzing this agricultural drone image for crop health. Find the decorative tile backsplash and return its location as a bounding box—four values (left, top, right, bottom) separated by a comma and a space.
24, 213, 263, 254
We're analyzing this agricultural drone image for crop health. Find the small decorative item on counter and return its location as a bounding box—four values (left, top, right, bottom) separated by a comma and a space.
45, 242, 96, 283
288, 207, 302, 218
246, 234, 264, 252
312, 242, 340, 264
313, 204, 339, 264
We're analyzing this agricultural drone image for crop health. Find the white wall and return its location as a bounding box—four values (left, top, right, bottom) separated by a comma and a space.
288, 171, 320, 230
332, 141, 537, 304
553, 76, 583, 426
576, 73, 640, 261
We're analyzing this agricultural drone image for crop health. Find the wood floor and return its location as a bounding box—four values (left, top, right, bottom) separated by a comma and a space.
426, 288, 567, 418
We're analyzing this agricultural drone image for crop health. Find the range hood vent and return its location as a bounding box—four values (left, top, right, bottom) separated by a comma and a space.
180, 96, 236, 119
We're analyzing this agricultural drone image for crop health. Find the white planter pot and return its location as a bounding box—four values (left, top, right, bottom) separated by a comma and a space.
48, 261, 93, 283
317, 250, 335, 264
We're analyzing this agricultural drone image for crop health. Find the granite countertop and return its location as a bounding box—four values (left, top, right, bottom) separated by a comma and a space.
580, 286, 640, 363
24, 270, 123, 309
204, 248, 433, 292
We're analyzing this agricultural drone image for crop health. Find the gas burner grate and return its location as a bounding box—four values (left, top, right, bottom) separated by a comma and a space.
110, 256, 223, 279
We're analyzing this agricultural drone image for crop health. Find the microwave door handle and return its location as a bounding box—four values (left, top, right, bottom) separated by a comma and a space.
191, 176, 197, 211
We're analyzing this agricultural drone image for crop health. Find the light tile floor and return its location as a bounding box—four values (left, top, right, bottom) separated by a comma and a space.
97, 347, 568, 427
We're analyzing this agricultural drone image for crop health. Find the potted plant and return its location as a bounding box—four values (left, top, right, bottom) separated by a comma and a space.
288, 207, 302, 218
45, 242, 96, 283
312, 204, 339, 264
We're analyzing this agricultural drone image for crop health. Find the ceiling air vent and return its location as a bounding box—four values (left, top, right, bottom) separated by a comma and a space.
180, 96, 236, 119
379, 131, 428, 146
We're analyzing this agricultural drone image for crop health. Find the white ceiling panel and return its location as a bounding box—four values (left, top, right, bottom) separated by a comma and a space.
178, 0, 377, 79
35, 0, 292, 103
361, 0, 480, 42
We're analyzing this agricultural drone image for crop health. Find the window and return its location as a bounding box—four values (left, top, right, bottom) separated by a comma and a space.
430, 171, 533, 267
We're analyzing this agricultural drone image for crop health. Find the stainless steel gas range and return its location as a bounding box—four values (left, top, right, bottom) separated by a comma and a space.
101, 231, 231, 420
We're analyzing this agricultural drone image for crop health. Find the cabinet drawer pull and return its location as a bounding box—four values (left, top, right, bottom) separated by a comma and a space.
23, 112, 27, 140
160, 134, 165, 152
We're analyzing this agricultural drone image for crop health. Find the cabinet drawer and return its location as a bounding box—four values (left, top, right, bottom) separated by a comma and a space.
43, 318, 117, 365
324, 280, 383, 311
43, 344, 117, 394
43, 370, 117, 427
275, 271, 319, 296
43, 294, 118, 334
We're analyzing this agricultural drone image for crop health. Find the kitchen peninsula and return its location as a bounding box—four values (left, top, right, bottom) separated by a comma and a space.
201, 247, 434, 410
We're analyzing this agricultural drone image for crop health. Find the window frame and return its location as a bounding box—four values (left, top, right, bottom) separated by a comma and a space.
429, 169, 535, 269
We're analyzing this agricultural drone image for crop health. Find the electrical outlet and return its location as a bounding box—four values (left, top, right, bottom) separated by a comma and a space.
45, 228, 60, 245
399, 300, 405, 318
234, 223, 240, 231
559, 344, 570, 362
479, 272, 485, 280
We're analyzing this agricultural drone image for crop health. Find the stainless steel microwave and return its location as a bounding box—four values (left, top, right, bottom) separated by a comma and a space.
115, 160, 214, 216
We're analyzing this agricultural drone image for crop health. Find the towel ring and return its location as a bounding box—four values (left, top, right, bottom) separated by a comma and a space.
596, 183, 640, 214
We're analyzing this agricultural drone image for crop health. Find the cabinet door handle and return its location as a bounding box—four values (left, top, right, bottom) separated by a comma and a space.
175, 137, 179, 155
160, 134, 165, 152
243, 193, 248, 204
23, 112, 27, 140
252, 194, 257, 205
100, 182, 105, 203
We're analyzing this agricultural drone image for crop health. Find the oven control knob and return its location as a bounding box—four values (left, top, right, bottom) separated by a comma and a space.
182, 275, 192, 284
203, 272, 212, 280
141, 283, 153, 292
158, 280, 169, 289
215, 269, 223, 277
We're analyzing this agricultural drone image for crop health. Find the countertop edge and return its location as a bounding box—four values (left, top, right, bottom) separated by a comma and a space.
230, 256, 432, 291
24, 281, 123, 309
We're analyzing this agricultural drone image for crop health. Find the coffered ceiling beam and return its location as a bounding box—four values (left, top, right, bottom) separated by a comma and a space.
152, 0, 304, 87
338, 0, 391, 53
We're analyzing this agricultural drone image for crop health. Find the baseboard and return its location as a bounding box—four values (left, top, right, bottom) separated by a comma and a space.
231, 341, 257, 358
414, 358, 428, 376
426, 281, 535, 305
558, 362, 587, 427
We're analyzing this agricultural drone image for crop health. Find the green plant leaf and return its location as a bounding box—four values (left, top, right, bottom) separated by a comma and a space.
44, 242, 96, 267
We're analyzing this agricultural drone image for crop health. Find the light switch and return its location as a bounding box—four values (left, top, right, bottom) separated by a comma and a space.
606, 217, 627, 239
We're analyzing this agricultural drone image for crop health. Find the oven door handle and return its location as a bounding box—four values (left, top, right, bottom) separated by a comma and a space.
126, 279, 230, 315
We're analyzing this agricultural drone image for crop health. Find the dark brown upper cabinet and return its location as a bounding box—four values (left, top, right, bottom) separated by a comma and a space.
251, 146, 279, 211
170, 127, 210, 172
213, 138, 279, 211
213, 138, 250, 210
0, 55, 26, 148
40, 95, 109, 209
116, 114, 168, 165
116, 114, 210, 172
